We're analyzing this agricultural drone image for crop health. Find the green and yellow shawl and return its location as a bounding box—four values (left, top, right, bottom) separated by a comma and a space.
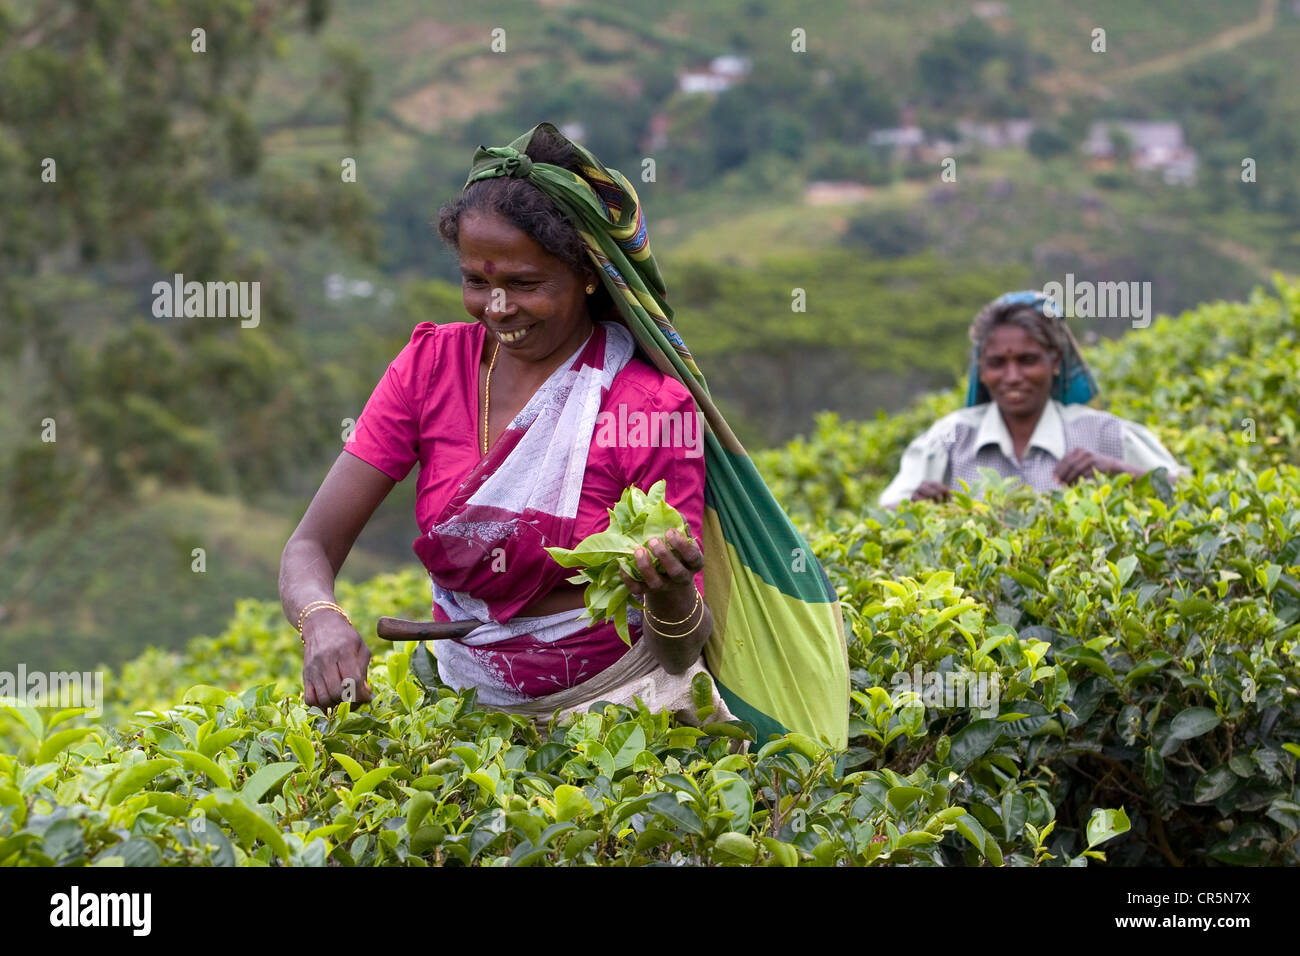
464, 123, 849, 748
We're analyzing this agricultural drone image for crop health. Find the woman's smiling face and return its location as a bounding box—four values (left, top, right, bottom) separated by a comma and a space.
978, 323, 1060, 419
457, 210, 594, 363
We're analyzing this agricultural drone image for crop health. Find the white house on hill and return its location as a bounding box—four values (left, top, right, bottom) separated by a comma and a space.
1084, 121, 1198, 185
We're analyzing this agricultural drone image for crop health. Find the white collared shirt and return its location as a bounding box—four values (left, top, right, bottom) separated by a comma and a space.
878, 399, 1186, 508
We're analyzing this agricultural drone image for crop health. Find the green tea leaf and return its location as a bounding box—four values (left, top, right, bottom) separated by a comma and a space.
605, 722, 647, 771
240, 762, 297, 803
1194, 766, 1237, 803
761, 837, 800, 867
332, 752, 366, 782
36, 727, 98, 764
712, 832, 757, 864
553, 784, 592, 823
1085, 808, 1131, 848
648, 793, 704, 835
946, 719, 1001, 771
173, 750, 232, 790
215, 793, 290, 862
198, 727, 248, 759
352, 765, 401, 797
545, 482, 692, 633
285, 734, 315, 774
106, 758, 178, 805
1170, 707, 1221, 740
182, 685, 232, 708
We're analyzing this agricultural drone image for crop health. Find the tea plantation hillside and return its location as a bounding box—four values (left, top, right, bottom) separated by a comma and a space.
2, 279, 1298, 866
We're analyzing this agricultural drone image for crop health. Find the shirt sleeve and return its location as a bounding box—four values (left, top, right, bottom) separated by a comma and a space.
878, 421, 951, 509
1120, 419, 1187, 481
343, 328, 432, 482
619, 379, 707, 596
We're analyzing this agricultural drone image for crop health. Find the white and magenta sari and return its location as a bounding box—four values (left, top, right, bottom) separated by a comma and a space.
349, 319, 731, 722
414, 320, 637, 706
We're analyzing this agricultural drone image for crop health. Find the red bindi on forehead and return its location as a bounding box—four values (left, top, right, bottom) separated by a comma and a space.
483, 260, 495, 275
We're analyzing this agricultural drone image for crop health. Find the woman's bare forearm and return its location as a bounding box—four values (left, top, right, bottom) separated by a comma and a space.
641, 585, 712, 674
278, 452, 398, 632
279, 537, 343, 633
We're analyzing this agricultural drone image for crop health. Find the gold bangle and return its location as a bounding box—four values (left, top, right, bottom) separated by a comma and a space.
296, 600, 335, 630
643, 592, 703, 639
645, 605, 701, 639
298, 601, 349, 630
644, 588, 701, 627
297, 601, 351, 640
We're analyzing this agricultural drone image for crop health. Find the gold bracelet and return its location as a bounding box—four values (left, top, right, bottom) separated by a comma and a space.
297, 601, 351, 641
296, 600, 336, 630
643, 592, 703, 639
643, 588, 701, 627
645, 604, 701, 639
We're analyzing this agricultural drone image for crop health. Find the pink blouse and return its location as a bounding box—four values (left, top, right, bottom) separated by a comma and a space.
342, 319, 706, 696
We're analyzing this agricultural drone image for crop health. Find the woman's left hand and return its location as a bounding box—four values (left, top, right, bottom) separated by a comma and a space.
1054, 448, 1137, 485
620, 527, 703, 608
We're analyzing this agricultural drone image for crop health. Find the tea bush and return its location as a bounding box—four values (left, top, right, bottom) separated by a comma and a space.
2, 666, 1128, 867
3, 563, 1131, 866
818, 465, 1300, 865
2, 278, 1298, 866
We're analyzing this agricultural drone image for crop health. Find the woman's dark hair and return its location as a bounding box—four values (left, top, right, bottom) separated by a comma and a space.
970, 302, 1065, 365
437, 126, 590, 277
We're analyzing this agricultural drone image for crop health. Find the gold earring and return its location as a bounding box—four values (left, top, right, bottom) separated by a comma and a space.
585, 284, 596, 294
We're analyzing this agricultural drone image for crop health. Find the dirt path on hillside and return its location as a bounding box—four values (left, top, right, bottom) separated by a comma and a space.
1110, 0, 1277, 84
1041, 0, 1278, 100
1143, 214, 1294, 283
1204, 235, 1296, 283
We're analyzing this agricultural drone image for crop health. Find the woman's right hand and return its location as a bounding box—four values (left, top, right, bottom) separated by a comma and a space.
910, 480, 951, 503
302, 612, 373, 710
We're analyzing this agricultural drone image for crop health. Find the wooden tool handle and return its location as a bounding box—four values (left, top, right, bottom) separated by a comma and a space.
375, 617, 481, 641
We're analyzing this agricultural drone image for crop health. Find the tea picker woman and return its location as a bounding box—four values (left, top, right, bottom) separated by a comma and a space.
279, 124, 849, 746
878, 290, 1185, 508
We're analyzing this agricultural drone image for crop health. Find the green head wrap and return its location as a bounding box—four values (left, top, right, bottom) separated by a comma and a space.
462, 125, 668, 316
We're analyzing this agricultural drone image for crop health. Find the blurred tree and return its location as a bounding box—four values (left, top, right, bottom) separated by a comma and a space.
1027, 125, 1071, 161
1144, 53, 1299, 218
0, 0, 324, 281
700, 51, 895, 181
223, 100, 262, 177
0, 0, 389, 539
809, 64, 899, 143
915, 17, 1046, 116
305, 0, 330, 32
1109, 127, 1134, 166
1148, 54, 1272, 141
916, 17, 1001, 99
322, 39, 373, 149
1058, 101, 1095, 148
843, 208, 930, 258
258, 162, 379, 261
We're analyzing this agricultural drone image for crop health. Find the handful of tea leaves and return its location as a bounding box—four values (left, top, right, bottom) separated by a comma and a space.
545, 480, 695, 646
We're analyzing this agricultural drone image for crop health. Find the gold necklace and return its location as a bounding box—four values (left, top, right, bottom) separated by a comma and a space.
481, 340, 500, 456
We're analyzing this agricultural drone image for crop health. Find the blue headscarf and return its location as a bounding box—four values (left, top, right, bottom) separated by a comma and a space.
965, 290, 1099, 407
